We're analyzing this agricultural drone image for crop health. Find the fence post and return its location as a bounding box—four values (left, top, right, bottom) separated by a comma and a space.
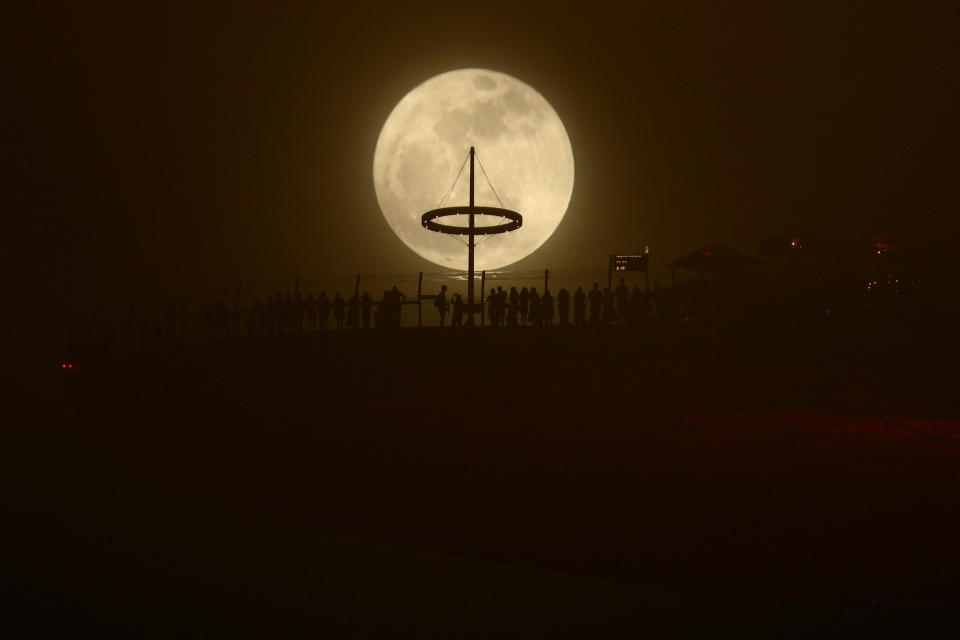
480, 270, 486, 326
417, 272, 423, 328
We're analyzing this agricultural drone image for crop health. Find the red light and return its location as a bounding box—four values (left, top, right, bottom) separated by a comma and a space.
61, 363, 66, 369
68, 364, 74, 369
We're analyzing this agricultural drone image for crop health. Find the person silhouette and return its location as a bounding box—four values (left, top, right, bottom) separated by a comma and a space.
519, 287, 529, 326
487, 287, 498, 327
318, 290, 330, 330
628, 286, 645, 325
507, 287, 519, 327
451, 293, 464, 327
528, 287, 541, 327
332, 292, 345, 329
542, 289, 555, 326
294, 290, 304, 332
305, 293, 317, 331
557, 288, 570, 326
283, 293, 293, 333
496, 286, 506, 327
268, 292, 281, 334
389, 285, 406, 328
588, 283, 603, 325
434, 284, 450, 326
361, 291, 373, 329
202, 300, 214, 341
574, 286, 586, 326
251, 298, 263, 336
615, 277, 630, 323
347, 294, 359, 329
602, 287, 616, 326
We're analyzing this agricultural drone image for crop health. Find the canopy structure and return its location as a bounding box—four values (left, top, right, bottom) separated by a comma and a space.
666, 244, 759, 274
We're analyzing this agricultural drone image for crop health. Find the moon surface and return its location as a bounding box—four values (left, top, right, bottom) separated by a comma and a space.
373, 69, 574, 271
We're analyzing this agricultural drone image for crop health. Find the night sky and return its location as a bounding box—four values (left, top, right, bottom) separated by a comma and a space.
12, 2, 959, 318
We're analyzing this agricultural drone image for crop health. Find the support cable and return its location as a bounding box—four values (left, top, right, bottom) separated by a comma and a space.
474, 150, 505, 208
436, 151, 471, 209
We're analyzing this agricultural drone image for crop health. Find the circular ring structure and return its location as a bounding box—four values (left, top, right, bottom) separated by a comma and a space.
421, 207, 523, 236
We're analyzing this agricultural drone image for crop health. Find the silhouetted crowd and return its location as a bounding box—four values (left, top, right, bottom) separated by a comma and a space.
465, 279, 652, 327
67, 232, 960, 358
198, 278, 657, 339
66, 260, 960, 361
154, 266, 941, 347
203, 285, 416, 338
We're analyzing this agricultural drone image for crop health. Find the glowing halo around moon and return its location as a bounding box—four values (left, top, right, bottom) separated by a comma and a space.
373, 68, 574, 271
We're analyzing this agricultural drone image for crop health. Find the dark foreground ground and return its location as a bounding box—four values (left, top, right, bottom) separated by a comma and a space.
6, 317, 960, 636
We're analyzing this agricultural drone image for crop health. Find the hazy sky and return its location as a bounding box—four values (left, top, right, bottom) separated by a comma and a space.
12, 1, 959, 310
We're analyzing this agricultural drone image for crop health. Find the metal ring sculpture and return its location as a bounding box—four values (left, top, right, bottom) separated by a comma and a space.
421, 206, 522, 236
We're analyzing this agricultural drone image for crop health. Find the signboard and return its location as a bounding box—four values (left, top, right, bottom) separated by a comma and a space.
609, 253, 649, 272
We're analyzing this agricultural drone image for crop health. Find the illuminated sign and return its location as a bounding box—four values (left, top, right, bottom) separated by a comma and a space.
609, 254, 649, 272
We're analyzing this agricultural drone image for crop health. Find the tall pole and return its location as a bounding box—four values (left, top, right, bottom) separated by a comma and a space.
466, 146, 476, 326
417, 271, 423, 328
480, 270, 486, 326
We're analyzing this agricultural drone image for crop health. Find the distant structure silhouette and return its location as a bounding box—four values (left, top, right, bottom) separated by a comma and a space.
421, 146, 522, 326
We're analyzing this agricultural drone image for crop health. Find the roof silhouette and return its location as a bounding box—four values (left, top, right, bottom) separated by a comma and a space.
666, 244, 759, 273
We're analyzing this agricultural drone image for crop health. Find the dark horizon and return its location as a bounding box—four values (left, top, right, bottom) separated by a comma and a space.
12, 2, 960, 333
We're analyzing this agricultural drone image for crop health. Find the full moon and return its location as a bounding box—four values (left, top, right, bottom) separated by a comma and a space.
373, 69, 574, 271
